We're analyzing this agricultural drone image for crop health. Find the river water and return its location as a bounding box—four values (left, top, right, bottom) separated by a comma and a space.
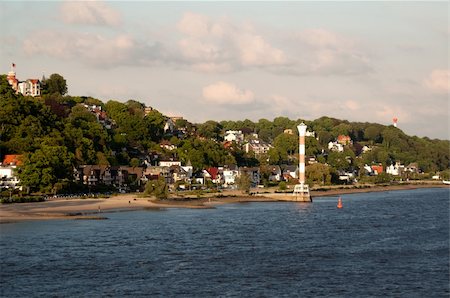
1, 188, 449, 297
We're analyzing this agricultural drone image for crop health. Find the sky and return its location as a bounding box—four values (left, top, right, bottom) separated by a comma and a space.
1, 1, 448, 139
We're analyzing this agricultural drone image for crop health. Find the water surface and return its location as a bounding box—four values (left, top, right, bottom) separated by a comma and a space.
1, 188, 448, 297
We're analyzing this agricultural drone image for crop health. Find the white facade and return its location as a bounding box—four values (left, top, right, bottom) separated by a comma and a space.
386, 162, 404, 176
0, 167, 21, 190
328, 141, 344, 152
223, 169, 238, 185
18, 79, 41, 97
159, 160, 181, 167
224, 130, 244, 143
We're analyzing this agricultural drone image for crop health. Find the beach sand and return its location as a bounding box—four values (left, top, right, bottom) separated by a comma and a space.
1, 182, 447, 223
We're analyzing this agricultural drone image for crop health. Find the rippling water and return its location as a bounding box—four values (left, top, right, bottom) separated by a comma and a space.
1, 188, 449, 297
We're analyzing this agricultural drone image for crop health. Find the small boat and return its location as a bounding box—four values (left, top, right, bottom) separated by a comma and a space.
337, 197, 343, 209
443, 180, 450, 185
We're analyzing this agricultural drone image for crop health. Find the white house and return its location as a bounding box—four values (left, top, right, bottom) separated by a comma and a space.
328, 141, 344, 152
362, 146, 372, 154
18, 79, 41, 97
222, 165, 239, 186
386, 162, 405, 176
159, 160, 181, 167
0, 167, 21, 190
224, 130, 244, 143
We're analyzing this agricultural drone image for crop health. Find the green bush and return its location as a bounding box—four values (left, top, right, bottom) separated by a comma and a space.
1, 196, 46, 204
144, 178, 168, 200
278, 181, 287, 191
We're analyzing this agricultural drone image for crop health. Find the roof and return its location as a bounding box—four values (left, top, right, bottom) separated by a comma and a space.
2, 154, 23, 166
206, 167, 219, 179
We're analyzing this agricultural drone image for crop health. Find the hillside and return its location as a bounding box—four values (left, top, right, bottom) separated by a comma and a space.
1, 74, 449, 193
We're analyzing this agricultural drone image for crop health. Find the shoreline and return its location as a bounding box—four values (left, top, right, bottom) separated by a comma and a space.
1, 183, 448, 223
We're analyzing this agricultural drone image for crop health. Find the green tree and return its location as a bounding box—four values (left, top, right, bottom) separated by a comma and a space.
18, 145, 74, 193
144, 178, 168, 199
235, 173, 251, 194
42, 73, 68, 95
306, 163, 332, 185
197, 120, 223, 141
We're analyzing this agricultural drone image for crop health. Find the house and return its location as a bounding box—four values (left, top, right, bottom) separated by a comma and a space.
305, 130, 316, 138
328, 141, 344, 152
244, 139, 273, 155
144, 106, 153, 116
159, 160, 181, 167
337, 135, 352, 146
267, 165, 282, 182
164, 118, 175, 133
238, 167, 260, 186
371, 165, 384, 175
338, 171, 355, 182
203, 167, 221, 184
75, 165, 144, 189
362, 145, 372, 154
144, 166, 172, 184
222, 165, 239, 186
159, 140, 177, 151
170, 165, 190, 183
308, 156, 318, 164
181, 162, 193, 179
18, 79, 41, 97
281, 165, 298, 180
7, 66, 41, 97
283, 129, 293, 135
386, 162, 405, 176
406, 163, 420, 173
0, 154, 23, 190
224, 130, 244, 143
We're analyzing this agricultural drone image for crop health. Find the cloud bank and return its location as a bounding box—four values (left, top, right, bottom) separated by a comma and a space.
60, 0, 122, 27
202, 81, 255, 105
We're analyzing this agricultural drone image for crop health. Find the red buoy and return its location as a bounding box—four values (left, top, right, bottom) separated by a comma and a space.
337, 197, 343, 209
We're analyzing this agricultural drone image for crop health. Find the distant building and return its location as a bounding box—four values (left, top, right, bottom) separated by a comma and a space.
337, 135, 352, 146
386, 162, 405, 176
6, 64, 41, 97
159, 160, 181, 167
224, 130, 244, 143
244, 139, 273, 155
18, 79, 41, 97
328, 141, 344, 152
371, 165, 384, 175
0, 154, 23, 190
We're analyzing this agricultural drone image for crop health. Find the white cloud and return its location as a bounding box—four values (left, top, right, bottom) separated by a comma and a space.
202, 81, 254, 105
424, 69, 449, 93
237, 33, 287, 66
176, 12, 287, 72
291, 28, 372, 75
22, 30, 166, 68
60, 0, 121, 27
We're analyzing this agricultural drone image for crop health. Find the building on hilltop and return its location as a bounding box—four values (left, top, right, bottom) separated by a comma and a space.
337, 135, 352, 146
224, 130, 244, 143
6, 64, 41, 97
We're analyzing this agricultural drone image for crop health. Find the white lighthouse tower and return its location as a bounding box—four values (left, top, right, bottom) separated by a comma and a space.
293, 122, 311, 202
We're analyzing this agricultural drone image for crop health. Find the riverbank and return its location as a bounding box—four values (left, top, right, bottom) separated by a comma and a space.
0, 182, 448, 223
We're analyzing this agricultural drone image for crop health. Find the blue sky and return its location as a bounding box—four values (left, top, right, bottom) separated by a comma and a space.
1, 1, 448, 139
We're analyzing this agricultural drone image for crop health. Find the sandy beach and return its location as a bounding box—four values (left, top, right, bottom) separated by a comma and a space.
1, 182, 448, 223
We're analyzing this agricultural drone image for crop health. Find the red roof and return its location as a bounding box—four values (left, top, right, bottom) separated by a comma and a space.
2, 154, 23, 166
371, 165, 383, 174
206, 167, 219, 179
